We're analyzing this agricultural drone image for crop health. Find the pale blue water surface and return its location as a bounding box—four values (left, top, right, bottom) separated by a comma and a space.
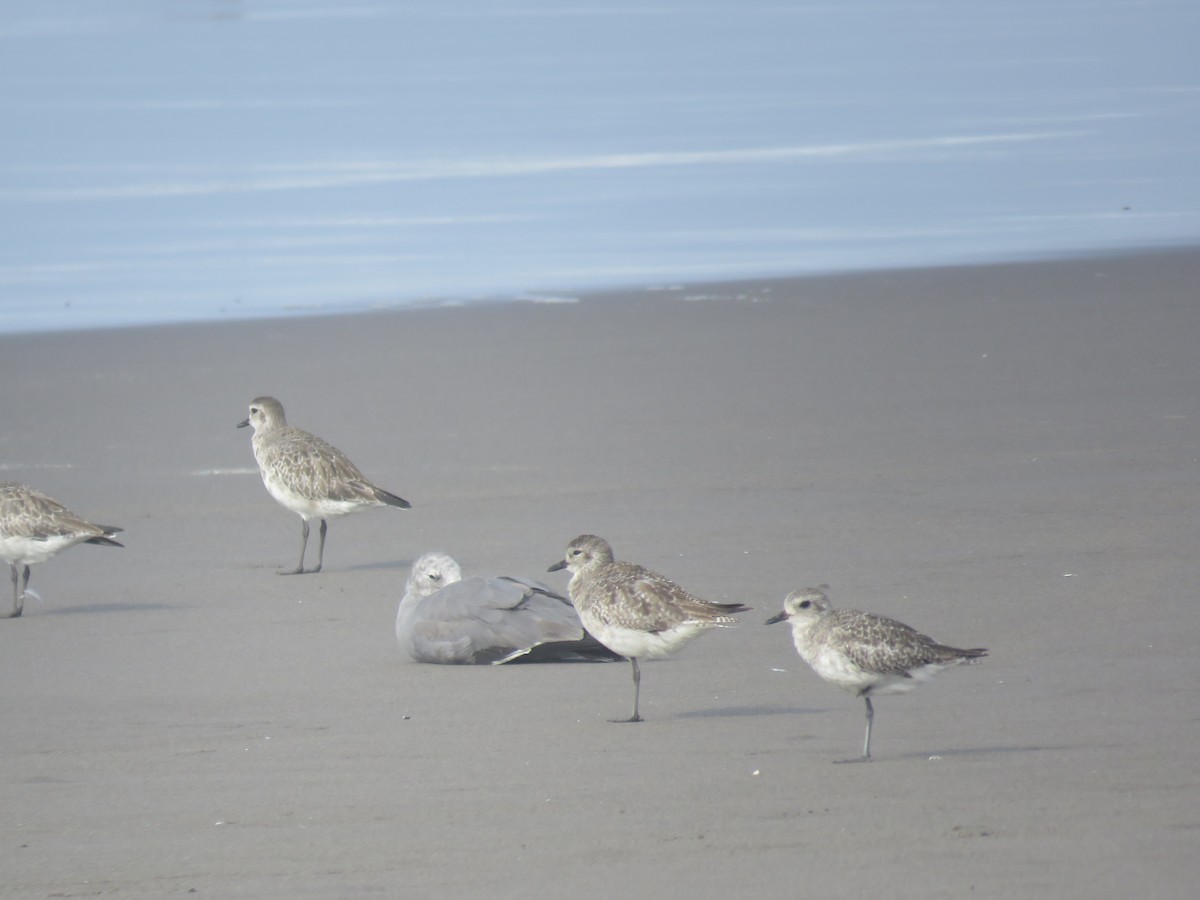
2, 0, 1198, 333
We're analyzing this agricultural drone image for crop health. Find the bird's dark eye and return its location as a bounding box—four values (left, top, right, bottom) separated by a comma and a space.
799, 600, 811, 609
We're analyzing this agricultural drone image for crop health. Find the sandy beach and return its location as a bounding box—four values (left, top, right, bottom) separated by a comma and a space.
2, 248, 1198, 897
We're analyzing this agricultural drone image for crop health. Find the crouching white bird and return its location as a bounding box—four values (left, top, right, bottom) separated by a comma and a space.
398, 551, 623, 664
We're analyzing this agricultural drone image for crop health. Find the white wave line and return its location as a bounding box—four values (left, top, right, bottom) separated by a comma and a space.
0, 462, 77, 470
1, 131, 1087, 202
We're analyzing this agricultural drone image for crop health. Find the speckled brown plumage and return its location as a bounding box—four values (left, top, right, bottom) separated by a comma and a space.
0, 481, 123, 618
549, 534, 748, 722
239, 396, 410, 574
767, 586, 986, 762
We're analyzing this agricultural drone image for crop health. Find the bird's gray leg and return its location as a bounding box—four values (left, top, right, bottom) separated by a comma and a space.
835, 696, 874, 764
280, 519, 310, 575
862, 696, 874, 759
611, 657, 643, 723
4, 563, 22, 619
312, 519, 327, 574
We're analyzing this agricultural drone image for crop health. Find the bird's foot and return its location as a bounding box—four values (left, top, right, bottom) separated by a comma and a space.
833, 755, 872, 765
609, 715, 643, 724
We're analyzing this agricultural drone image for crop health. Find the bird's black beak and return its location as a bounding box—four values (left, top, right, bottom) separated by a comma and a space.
765, 611, 788, 625
547, 560, 567, 573
237, 418, 250, 429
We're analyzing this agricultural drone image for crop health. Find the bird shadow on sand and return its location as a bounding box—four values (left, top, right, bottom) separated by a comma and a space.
888, 743, 1069, 761
34, 601, 177, 616
341, 558, 415, 573
234, 559, 414, 573
673, 704, 829, 720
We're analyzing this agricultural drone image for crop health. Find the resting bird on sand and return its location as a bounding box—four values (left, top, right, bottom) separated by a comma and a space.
767, 586, 987, 762
397, 551, 622, 664
238, 396, 411, 574
0, 481, 123, 619
548, 534, 748, 722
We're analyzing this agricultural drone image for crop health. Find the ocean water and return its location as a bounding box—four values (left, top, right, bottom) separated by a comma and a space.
1, 0, 1197, 333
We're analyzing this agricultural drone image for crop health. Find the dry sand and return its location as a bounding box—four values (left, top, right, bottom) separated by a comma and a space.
2, 248, 1198, 897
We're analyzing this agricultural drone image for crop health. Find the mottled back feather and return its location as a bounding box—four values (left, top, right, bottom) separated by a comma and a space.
256, 427, 376, 503
586, 565, 747, 633
0, 481, 123, 543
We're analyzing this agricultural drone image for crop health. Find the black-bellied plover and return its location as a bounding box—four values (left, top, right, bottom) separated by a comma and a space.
0, 481, 123, 619
548, 534, 749, 722
238, 396, 411, 574
767, 586, 987, 762
397, 551, 623, 664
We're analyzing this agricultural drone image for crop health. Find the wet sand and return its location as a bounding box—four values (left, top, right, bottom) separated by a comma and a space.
2, 248, 1198, 897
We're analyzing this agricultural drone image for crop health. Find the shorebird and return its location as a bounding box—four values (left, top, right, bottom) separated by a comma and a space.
767, 586, 987, 762
238, 396, 411, 574
397, 551, 623, 664
548, 534, 749, 722
0, 481, 123, 619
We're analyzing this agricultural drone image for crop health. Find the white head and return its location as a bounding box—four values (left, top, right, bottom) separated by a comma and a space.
547, 534, 615, 576
404, 551, 465, 602
765, 586, 832, 626
238, 396, 287, 433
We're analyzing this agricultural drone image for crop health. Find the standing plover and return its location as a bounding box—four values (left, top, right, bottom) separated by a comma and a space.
238, 396, 411, 574
767, 586, 987, 762
397, 551, 623, 664
548, 534, 748, 722
0, 481, 123, 619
